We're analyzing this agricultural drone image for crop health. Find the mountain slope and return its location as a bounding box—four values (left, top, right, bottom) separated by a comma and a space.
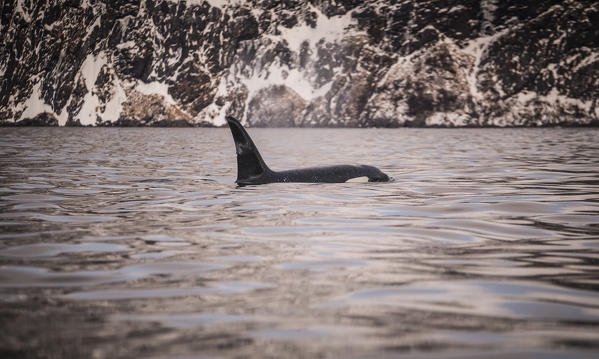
1, 0, 598, 127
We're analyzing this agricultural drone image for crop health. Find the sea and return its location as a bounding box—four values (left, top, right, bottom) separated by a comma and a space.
1, 127, 598, 358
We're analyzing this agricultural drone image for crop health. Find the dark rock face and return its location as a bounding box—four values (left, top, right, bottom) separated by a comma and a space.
10, 112, 59, 127
1, 0, 597, 127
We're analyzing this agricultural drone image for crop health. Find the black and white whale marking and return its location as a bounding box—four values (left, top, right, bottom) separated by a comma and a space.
226, 117, 390, 186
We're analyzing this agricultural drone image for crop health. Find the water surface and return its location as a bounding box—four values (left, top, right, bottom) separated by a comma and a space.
1, 127, 598, 358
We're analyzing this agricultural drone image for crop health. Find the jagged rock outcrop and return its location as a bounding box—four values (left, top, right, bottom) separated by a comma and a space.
1, 0, 598, 127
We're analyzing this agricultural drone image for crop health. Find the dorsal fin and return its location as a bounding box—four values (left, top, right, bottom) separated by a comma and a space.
226, 116, 270, 183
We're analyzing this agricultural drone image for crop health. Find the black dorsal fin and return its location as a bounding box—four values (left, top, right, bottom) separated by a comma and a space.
226, 116, 270, 183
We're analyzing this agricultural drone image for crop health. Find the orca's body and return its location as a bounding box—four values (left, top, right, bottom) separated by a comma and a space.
226, 116, 390, 186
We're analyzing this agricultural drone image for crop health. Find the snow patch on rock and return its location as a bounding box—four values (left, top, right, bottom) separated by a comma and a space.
277, 4, 355, 53
18, 82, 53, 122
75, 52, 108, 125
242, 62, 332, 103
135, 81, 176, 105
14, 0, 32, 23
102, 80, 127, 124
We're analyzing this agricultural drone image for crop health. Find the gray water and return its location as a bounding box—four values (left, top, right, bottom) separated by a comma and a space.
1, 127, 598, 359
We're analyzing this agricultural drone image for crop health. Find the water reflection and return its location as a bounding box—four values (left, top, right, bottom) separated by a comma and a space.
0, 127, 598, 358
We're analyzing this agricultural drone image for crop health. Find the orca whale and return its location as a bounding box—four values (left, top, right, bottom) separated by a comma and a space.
226, 116, 390, 186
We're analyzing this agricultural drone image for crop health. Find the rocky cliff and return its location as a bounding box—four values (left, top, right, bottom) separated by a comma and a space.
1, 0, 598, 127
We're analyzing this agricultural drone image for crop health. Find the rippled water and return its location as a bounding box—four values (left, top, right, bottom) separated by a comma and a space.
1, 127, 598, 358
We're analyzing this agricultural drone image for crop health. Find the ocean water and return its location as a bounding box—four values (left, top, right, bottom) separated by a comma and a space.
0, 127, 598, 358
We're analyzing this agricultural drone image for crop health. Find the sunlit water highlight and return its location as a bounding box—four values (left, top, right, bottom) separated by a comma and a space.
1, 127, 598, 358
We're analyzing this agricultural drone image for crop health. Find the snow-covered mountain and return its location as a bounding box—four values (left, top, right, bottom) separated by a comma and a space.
1, 0, 598, 127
